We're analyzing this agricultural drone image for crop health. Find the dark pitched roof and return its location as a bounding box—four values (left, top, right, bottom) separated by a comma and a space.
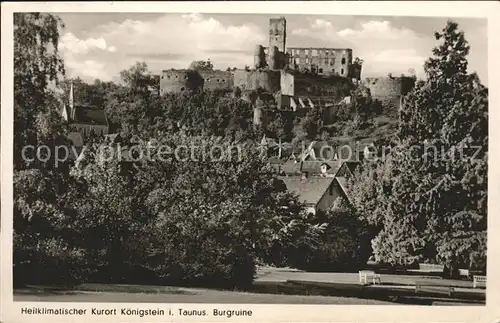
73, 105, 108, 126
280, 159, 302, 175
267, 145, 294, 159
344, 161, 360, 173
336, 176, 348, 194
268, 156, 285, 165
300, 160, 342, 174
334, 176, 351, 204
306, 140, 378, 162
278, 158, 346, 176
280, 176, 335, 206
310, 141, 349, 161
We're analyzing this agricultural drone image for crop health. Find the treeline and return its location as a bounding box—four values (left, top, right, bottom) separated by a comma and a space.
58, 62, 384, 145
14, 133, 372, 287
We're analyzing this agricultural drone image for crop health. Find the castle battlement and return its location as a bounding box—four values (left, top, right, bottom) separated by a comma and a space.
362, 75, 416, 110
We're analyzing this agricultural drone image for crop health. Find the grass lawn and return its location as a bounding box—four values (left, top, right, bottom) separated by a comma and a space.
14, 287, 393, 304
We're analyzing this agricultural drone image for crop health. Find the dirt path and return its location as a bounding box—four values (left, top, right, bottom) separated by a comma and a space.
14, 289, 394, 304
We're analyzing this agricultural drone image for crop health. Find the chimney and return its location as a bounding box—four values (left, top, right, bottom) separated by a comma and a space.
69, 81, 75, 120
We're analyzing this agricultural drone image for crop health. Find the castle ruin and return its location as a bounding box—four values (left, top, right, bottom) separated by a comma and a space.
159, 17, 414, 118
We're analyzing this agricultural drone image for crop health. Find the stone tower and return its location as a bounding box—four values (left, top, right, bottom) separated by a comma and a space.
269, 17, 286, 53
254, 45, 265, 69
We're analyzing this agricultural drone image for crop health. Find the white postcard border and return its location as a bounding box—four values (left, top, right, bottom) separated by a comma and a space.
1, 2, 499, 323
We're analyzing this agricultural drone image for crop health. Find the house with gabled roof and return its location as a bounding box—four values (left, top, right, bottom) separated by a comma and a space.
61, 82, 110, 144
276, 156, 358, 178
279, 172, 350, 214
267, 139, 364, 213
297, 140, 375, 163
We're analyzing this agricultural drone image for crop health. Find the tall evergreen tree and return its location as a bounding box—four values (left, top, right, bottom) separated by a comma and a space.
350, 21, 487, 275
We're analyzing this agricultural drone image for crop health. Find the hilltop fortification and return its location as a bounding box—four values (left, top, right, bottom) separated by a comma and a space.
159, 17, 415, 117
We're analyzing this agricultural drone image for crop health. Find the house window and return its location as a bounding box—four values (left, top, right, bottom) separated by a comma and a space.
319, 68, 323, 73
341, 57, 346, 64
341, 68, 344, 75
180, 87, 185, 91
332, 69, 335, 74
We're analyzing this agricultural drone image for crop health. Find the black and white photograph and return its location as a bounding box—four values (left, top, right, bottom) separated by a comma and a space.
1, 1, 499, 322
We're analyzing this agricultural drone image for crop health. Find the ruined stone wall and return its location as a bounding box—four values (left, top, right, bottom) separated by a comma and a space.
160, 69, 204, 94
363, 75, 416, 109
233, 70, 281, 93
280, 70, 294, 96
286, 48, 353, 78
199, 70, 233, 91
262, 46, 288, 70
254, 45, 266, 69
160, 69, 233, 94
349, 63, 363, 81
292, 73, 354, 98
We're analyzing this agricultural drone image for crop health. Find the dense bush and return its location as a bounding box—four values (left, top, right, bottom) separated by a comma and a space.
13, 169, 94, 286
280, 206, 373, 272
